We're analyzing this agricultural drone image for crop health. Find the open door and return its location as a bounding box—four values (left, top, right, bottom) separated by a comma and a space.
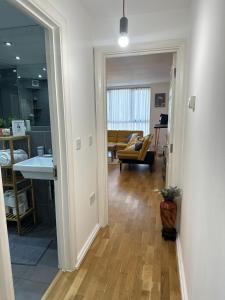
166, 53, 177, 186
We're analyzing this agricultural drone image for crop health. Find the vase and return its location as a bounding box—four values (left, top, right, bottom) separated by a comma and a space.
160, 199, 177, 241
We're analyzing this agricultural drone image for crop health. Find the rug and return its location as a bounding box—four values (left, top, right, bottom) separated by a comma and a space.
9, 234, 52, 266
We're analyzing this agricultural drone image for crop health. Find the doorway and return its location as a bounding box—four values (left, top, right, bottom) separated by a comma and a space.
0, 1, 71, 299
95, 40, 186, 227
0, 3, 57, 299
105, 51, 174, 213
92, 50, 183, 299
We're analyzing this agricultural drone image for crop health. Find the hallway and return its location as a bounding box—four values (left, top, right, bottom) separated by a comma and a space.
44, 160, 181, 299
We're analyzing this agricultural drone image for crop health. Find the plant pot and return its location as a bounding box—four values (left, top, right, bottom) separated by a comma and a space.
160, 199, 177, 241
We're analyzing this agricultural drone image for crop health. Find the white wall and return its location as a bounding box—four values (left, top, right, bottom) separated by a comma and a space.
150, 83, 169, 149
33, 0, 98, 267
180, 0, 225, 299
93, 9, 190, 46
106, 53, 172, 87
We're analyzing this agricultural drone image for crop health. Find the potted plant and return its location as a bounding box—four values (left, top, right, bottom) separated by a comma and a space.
0, 118, 5, 136
3, 116, 17, 136
160, 186, 181, 241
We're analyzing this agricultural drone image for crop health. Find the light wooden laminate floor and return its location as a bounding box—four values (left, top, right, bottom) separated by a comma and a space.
43, 159, 181, 300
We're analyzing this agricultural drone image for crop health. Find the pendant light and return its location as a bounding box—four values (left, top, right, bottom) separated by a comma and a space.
118, 0, 129, 48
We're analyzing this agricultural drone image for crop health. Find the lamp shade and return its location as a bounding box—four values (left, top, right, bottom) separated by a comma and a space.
120, 16, 128, 34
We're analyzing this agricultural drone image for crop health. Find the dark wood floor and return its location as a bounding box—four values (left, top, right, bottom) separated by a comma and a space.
44, 159, 181, 299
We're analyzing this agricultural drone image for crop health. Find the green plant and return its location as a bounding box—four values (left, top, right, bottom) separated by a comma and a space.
161, 186, 181, 201
7, 116, 17, 128
0, 118, 5, 128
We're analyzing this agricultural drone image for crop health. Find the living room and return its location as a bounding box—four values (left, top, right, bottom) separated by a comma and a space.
106, 52, 173, 171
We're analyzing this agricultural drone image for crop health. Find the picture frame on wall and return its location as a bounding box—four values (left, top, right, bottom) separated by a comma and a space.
155, 93, 166, 108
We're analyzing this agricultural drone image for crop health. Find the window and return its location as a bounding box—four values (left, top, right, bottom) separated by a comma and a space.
107, 87, 151, 135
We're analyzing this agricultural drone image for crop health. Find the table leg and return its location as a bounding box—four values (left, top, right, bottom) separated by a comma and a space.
154, 128, 158, 152
114, 149, 117, 159
155, 128, 160, 154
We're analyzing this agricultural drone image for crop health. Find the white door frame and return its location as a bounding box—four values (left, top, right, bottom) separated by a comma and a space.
0, 0, 77, 298
95, 39, 187, 227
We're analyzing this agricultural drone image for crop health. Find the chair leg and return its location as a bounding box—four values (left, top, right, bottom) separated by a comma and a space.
120, 162, 122, 172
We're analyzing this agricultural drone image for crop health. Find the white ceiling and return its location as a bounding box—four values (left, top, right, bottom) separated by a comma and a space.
0, 26, 46, 68
0, 0, 35, 29
0, 0, 46, 78
83, 0, 190, 18
106, 53, 173, 87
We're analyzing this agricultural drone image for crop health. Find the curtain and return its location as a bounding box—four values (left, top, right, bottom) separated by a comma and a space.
107, 87, 151, 135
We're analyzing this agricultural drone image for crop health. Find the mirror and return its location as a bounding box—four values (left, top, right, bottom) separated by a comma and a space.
0, 25, 50, 127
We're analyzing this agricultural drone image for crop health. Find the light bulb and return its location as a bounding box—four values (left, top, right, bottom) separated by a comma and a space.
118, 35, 129, 48
4, 42, 12, 46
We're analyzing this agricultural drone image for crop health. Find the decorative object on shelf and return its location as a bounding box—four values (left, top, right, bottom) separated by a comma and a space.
25, 119, 31, 131
37, 146, 44, 156
155, 93, 166, 107
2, 128, 11, 136
12, 120, 26, 136
118, 0, 129, 48
160, 186, 181, 241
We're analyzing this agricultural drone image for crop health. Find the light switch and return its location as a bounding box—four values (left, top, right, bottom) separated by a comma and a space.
188, 96, 196, 112
76, 138, 81, 150
88, 135, 93, 146
90, 192, 95, 206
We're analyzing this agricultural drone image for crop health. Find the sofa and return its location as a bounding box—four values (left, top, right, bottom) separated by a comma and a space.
117, 134, 155, 171
107, 130, 143, 152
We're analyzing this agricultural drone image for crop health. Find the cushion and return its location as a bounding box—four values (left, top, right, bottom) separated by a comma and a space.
134, 141, 143, 151
137, 136, 145, 142
128, 133, 139, 145
125, 144, 136, 151
127, 134, 132, 142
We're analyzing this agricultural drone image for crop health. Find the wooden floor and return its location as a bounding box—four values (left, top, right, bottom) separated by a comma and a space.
44, 159, 181, 300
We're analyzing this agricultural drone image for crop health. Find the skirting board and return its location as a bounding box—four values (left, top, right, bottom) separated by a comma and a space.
176, 235, 189, 300
75, 223, 100, 269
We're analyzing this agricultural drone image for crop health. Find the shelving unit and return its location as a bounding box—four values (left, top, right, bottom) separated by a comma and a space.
0, 135, 36, 235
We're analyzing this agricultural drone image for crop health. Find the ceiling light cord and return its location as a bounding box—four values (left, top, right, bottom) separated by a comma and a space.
123, 0, 125, 17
